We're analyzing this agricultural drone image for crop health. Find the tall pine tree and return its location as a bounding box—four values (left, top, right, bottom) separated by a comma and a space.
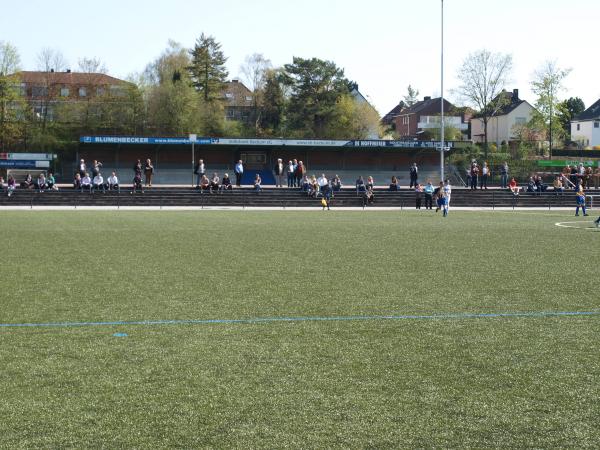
188, 33, 228, 102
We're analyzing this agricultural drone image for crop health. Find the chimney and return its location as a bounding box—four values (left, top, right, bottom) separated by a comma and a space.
66, 69, 71, 73
50, 68, 54, 73
513, 89, 519, 101
424, 96, 431, 101
232, 79, 239, 83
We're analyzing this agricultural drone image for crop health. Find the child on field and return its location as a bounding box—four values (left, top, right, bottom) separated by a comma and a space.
575, 185, 588, 217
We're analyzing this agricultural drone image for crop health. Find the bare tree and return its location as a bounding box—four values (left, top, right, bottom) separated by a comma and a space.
78, 57, 107, 74
455, 49, 512, 156
403, 84, 419, 107
0, 41, 21, 75
36, 48, 68, 72
240, 53, 272, 132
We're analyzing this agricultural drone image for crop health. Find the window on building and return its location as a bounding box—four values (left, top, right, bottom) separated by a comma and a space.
32, 86, 48, 97
245, 96, 253, 102
60, 87, 69, 97
577, 124, 581, 131
225, 93, 233, 99
96, 87, 105, 96
226, 108, 235, 118
595, 122, 599, 128
79, 87, 87, 97
515, 117, 526, 125
19, 83, 27, 96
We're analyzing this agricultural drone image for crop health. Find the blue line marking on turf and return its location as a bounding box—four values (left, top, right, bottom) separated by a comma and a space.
113, 332, 128, 337
0, 310, 599, 330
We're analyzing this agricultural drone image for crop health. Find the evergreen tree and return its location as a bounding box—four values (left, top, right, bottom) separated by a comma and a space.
557, 97, 585, 141
188, 33, 228, 102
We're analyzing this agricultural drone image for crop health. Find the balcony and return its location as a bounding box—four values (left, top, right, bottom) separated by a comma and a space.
418, 116, 468, 130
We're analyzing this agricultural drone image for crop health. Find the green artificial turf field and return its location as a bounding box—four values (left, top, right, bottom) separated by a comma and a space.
0, 210, 598, 448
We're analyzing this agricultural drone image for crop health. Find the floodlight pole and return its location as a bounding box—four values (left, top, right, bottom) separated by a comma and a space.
192, 141, 195, 187
440, 0, 445, 182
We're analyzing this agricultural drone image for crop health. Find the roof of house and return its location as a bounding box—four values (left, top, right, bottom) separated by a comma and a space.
574, 98, 600, 121
13, 71, 129, 86
381, 102, 406, 125
223, 80, 253, 107
472, 89, 531, 119
398, 97, 454, 116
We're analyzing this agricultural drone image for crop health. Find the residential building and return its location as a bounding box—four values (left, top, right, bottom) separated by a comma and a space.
222, 79, 254, 123
12, 70, 132, 121
349, 83, 381, 139
393, 96, 468, 140
470, 89, 536, 146
571, 98, 600, 148
381, 101, 406, 128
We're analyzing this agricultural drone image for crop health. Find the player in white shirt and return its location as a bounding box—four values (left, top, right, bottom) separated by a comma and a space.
444, 179, 452, 206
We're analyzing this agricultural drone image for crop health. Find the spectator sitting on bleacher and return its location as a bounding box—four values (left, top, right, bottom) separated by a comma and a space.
107, 172, 119, 192
331, 175, 342, 192
81, 173, 92, 193
73, 173, 82, 190
93, 172, 105, 193
317, 174, 328, 194
131, 173, 144, 194
509, 178, 520, 196
308, 175, 319, 198
220, 173, 232, 192
300, 175, 310, 192
534, 175, 547, 193
37, 173, 47, 192
389, 176, 399, 191
6, 175, 16, 197
366, 176, 375, 191
526, 177, 537, 194
209, 173, 220, 194
553, 176, 564, 194
363, 186, 374, 207
356, 176, 366, 193
199, 174, 210, 192
254, 174, 262, 192
46, 172, 58, 191
21, 173, 33, 189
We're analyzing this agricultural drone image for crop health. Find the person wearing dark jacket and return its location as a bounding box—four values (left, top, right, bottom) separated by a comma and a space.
409, 163, 418, 188
274, 158, 285, 188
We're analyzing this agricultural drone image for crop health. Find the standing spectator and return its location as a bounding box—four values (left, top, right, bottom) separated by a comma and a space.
254, 174, 262, 192
594, 167, 600, 190
409, 163, 418, 188
234, 160, 244, 187
356, 176, 366, 193
287, 160, 295, 187
209, 172, 220, 193
220, 173, 232, 192
194, 159, 205, 188
424, 181, 434, 210
133, 159, 143, 176
480, 162, 489, 189
81, 173, 92, 193
144, 159, 154, 187
500, 161, 509, 188
465, 167, 472, 188
584, 166, 593, 189
107, 172, 120, 192
569, 164, 578, 187
274, 158, 285, 188
415, 183, 423, 209
131, 173, 144, 194
93, 172, 105, 193
92, 160, 102, 178
389, 176, 399, 191
470, 162, 479, 190
291, 159, 299, 187
0, 176, 5, 194
37, 173, 47, 192
78, 159, 87, 178
295, 161, 306, 187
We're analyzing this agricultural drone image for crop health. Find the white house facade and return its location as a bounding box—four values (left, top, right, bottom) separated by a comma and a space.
571, 99, 600, 148
471, 90, 535, 146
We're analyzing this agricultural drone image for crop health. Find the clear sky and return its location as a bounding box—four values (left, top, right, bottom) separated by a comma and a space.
2, 0, 599, 115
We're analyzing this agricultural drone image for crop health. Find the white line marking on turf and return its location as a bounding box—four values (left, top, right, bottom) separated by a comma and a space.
555, 221, 599, 231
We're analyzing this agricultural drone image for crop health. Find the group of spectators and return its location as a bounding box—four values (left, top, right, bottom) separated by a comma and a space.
0, 171, 58, 196
72, 158, 156, 194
